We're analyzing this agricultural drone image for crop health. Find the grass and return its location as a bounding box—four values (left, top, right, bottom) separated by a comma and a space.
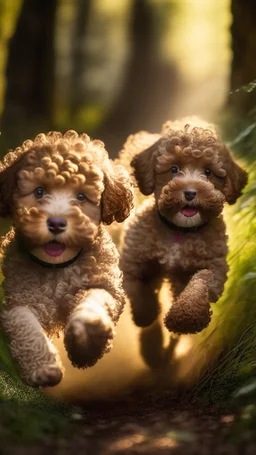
0, 392, 70, 445
183, 119, 256, 405
0, 370, 74, 445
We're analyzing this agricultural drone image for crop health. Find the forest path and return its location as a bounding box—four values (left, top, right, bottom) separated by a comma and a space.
2, 393, 255, 455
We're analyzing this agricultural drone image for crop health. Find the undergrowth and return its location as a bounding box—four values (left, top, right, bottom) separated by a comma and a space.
186, 113, 256, 408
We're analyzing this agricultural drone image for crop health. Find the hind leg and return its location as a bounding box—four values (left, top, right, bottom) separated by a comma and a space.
139, 320, 179, 369
139, 277, 182, 369
139, 320, 165, 368
124, 271, 163, 327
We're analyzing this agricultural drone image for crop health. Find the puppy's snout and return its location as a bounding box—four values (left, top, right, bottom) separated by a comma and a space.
184, 189, 197, 201
47, 217, 67, 234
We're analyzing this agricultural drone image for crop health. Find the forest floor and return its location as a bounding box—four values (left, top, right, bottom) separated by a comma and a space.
1, 391, 256, 455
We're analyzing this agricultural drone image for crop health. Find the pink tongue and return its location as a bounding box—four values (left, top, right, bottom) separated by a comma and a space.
44, 242, 65, 257
180, 208, 198, 217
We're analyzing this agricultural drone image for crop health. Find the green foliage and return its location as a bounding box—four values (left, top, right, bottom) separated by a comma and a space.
230, 79, 256, 95
0, 329, 19, 380
0, 227, 20, 380
0, 253, 20, 380
0, 396, 70, 444
188, 124, 256, 405
0, 368, 73, 445
225, 378, 256, 444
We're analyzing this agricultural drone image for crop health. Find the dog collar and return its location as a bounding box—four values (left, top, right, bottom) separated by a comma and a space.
157, 210, 207, 233
27, 249, 83, 269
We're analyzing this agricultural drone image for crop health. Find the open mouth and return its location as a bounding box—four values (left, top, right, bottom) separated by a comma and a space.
44, 240, 66, 257
179, 206, 198, 217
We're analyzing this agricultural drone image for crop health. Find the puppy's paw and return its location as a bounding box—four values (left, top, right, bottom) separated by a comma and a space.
64, 306, 115, 368
191, 269, 214, 285
27, 364, 63, 388
132, 306, 159, 328
165, 304, 212, 334
165, 281, 212, 334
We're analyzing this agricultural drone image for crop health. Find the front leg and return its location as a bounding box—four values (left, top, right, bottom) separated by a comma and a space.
1, 306, 63, 387
64, 289, 118, 368
165, 259, 228, 334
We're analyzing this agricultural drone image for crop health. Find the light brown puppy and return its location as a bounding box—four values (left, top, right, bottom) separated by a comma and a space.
120, 119, 247, 335
0, 130, 133, 387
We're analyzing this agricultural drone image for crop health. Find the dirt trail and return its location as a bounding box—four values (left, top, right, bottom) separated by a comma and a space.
2, 392, 255, 455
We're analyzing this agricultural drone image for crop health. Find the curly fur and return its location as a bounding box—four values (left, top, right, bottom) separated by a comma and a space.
120, 118, 248, 335
0, 130, 133, 387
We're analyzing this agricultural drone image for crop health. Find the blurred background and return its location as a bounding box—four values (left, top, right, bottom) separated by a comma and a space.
1, 0, 255, 157
1, 0, 256, 406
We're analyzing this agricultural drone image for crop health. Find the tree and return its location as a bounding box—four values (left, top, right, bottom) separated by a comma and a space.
229, 0, 256, 113
70, 0, 91, 118
96, 0, 178, 157
1, 0, 57, 150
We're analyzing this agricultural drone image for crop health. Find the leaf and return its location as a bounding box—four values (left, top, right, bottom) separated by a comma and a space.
234, 381, 256, 398
227, 123, 256, 148
229, 79, 256, 95
242, 273, 256, 282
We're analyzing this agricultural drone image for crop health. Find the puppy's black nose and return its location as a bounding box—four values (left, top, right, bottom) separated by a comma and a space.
184, 189, 197, 201
47, 217, 67, 234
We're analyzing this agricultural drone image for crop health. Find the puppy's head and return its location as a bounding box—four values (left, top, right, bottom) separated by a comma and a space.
131, 120, 248, 228
0, 131, 133, 264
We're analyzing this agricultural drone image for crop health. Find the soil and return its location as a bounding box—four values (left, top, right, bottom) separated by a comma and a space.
1, 392, 255, 455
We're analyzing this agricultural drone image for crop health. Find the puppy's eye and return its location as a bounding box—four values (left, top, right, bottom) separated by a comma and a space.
77, 192, 86, 202
205, 168, 211, 177
170, 165, 179, 174
34, 187, 45, 199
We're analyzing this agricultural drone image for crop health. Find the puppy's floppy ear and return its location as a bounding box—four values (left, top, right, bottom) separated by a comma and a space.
0, 152, 26, 217
131, 138, 162, 195
222, 146, 248, 205
101, 163, 134, 225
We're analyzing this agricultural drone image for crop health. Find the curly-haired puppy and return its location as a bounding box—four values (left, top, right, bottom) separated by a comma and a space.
0, 130, 133, 387
120, 119, 247, 335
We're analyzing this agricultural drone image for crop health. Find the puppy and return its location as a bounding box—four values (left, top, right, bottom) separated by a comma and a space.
0, 130, 133, 387
120, 119, 247, 334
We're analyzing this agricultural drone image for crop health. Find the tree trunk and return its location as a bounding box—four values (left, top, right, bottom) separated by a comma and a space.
70, 0, 91, 118
1, 0, 57, 150
229, 0, 256, 113
96, 0, 178, 157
